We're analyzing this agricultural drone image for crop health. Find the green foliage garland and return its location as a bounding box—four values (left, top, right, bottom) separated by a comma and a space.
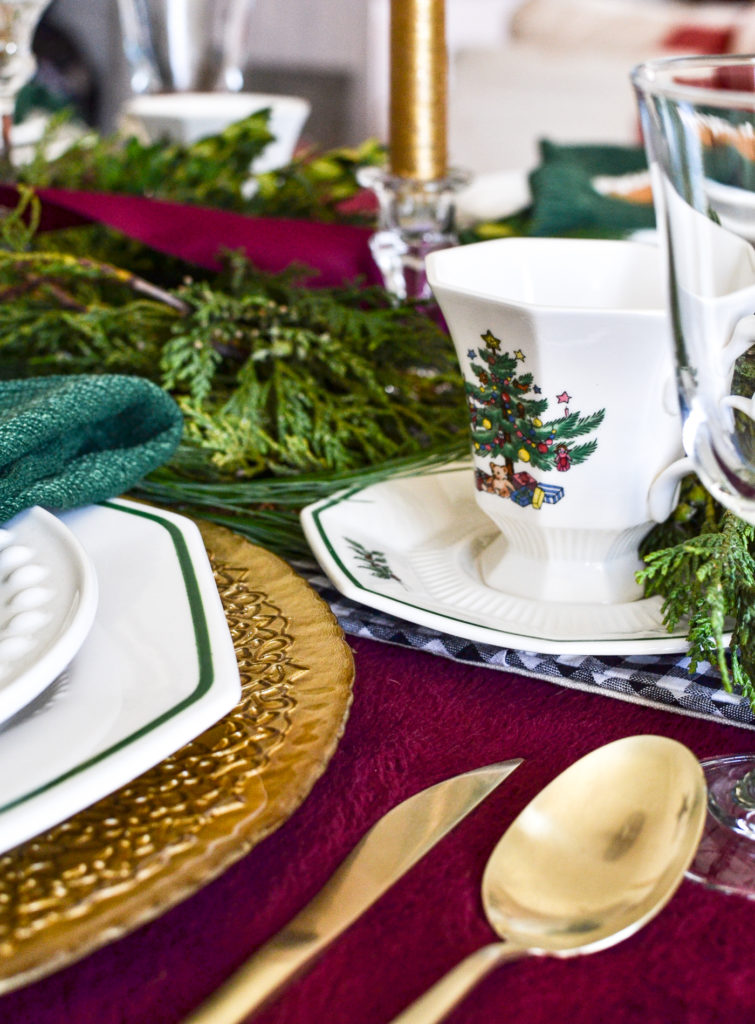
11, 109, 384, 224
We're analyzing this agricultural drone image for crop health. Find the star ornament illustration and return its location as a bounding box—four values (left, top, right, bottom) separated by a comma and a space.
556, 391, 571, 404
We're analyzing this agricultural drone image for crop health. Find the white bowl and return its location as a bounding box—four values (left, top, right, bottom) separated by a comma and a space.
120, 91, 311, 172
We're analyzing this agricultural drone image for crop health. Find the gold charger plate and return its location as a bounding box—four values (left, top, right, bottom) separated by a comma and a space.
0, 520, 354, 993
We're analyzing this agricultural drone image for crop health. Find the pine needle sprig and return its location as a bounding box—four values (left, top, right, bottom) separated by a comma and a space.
565, 439, 598, 465
136, 444, 468, 560
246, 140, 385, 223
559, 409, 605, 434
546, 405, 605, 468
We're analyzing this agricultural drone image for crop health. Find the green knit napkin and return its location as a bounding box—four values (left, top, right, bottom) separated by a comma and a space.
0, 374, 183, 523
528, 140, 656, 237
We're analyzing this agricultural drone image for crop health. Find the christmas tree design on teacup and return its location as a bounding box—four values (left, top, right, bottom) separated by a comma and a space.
468, 329, 605, 509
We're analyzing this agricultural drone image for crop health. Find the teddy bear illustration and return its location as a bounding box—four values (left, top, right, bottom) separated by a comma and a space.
490, 462, 515, 497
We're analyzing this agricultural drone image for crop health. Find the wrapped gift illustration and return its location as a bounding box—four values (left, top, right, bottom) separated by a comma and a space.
511, 486, 534, 507
538, 482, 565, 504
512, 471, 536, 490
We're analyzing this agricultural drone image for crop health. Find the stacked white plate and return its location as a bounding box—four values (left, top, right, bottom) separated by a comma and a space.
0, 500, 240, 855
0, 506, 98, 723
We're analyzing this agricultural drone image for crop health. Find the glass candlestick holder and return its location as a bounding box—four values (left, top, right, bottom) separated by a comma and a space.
357, 165, 470, 302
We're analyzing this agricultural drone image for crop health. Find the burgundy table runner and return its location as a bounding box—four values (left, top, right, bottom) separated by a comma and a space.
1, 636, 753, 1024
0, 185, 381, 287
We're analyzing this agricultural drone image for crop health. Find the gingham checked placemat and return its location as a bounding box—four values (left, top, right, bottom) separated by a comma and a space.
299, 563, 755, 731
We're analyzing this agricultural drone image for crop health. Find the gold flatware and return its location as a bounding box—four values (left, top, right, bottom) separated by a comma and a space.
389, 735, 707, 1024
183, 758, 523, 1023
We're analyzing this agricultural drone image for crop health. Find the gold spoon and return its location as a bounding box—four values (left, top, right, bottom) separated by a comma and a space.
390, 734, 707, 1024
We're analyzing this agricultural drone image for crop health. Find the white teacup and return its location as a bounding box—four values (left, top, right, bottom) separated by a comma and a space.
120, 92, 311, 173
426, 237, 688, 605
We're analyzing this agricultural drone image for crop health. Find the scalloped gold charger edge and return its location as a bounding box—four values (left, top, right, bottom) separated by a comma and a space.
0, 519, 354, 994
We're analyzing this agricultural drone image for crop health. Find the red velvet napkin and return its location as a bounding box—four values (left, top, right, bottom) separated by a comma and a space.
0, 185, 381, 287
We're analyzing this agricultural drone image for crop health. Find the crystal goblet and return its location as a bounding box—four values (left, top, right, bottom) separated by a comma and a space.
633, 54, 755, 898
0, 0, 48, 154
116, 0, 256, 95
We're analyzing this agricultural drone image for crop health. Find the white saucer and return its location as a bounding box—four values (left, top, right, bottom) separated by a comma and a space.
301, 463, 689, 656
0, 499, 240, 855
0, 506, 98, 725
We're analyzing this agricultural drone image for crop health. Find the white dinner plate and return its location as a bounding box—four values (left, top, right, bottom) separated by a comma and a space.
0, 506, 98, 726
0, 498, 240, 855
301, 463, 691, 656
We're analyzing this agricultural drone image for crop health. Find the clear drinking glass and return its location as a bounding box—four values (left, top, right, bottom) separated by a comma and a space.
0, 0, 48, 150
116, 0, 256, 95
633, 54, 755, 897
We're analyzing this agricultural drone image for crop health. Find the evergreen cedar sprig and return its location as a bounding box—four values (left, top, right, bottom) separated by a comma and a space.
159, 258, 466, 478
639, 477, 755, 701
0, 209, 468, 485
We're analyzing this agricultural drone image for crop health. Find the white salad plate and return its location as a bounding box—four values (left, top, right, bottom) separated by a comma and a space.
301, 463, 690, 656
0, 506, 98, 726
0, 498, 240, 856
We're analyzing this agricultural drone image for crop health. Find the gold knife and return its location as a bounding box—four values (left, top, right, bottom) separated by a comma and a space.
182, 759, 523, 1024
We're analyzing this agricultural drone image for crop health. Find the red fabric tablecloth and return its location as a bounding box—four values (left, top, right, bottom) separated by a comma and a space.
1, 636, 753, 1024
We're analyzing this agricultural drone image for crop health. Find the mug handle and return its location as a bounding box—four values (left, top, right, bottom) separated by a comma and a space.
648, 456, 693, 524
647, 285, 755, 523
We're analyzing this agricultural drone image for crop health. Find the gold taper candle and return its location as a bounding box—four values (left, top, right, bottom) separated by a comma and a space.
389, 0, 448, 181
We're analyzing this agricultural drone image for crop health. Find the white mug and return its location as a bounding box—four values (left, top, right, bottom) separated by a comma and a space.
426, 237, 688, 605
